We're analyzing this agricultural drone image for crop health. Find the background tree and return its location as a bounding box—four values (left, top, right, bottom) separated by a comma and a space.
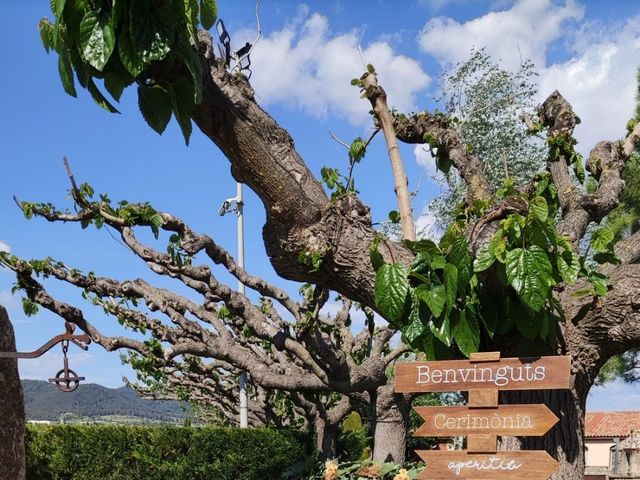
428, 48, 546, 227
4, 2, 640, 479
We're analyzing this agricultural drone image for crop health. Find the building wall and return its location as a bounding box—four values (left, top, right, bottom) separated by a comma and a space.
586, 439, 614, 468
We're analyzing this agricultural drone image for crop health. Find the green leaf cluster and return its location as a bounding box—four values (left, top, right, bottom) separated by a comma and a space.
373, 173, 613, 359
167, 233, 193, 268
297, 249, 325, 273
423, 127, 453, 174
17, 186, 166, 239
373, 228, 480, 358
39, 0, 218, 144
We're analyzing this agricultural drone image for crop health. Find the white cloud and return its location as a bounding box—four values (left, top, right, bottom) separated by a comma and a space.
418, 0, 583, 71
416, 207, 444, 241
237, 10, 431, 125
414, 144, 438, 178
0, 241, 10, 253
0, 290, 19, 311
538, 17, 640, 156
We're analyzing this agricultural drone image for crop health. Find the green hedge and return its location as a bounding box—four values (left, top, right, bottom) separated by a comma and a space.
26, 425, 312, 480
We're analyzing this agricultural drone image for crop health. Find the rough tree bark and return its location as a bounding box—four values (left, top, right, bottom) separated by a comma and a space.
304, 395, 353, 460
371, 384, 410, 463
0, 305, 26, 480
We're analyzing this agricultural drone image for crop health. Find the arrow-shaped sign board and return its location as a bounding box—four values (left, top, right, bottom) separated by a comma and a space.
414, 404, 559, 437
416, 450, 559, 480
395, 355, 570, 393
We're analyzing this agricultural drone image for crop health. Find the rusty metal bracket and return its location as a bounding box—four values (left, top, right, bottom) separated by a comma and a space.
0, 321, 91, 392
0, 321, 91, 359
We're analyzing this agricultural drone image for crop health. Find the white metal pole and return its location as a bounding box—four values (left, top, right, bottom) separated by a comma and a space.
237, 182, 249, 429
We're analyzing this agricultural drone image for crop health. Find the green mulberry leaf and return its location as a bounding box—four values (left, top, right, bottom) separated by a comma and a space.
443, 263, 458, 313
416, 284, 446, 318
557, 249, 580, 285
79, 11, 116, 71
402, 292, 424, 346
529, 196, 548, 223
453, 309, 480, 356
200, 0, 218, 30
591, 226, 615, 253
138, 85, 173, 134
374, 263, 409, 322
473, 242, 495, 272
58, 48, 77, 97
506, 246, 554, 312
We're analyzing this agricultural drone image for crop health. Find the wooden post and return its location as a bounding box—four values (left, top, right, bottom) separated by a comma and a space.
467, 352, 499, 454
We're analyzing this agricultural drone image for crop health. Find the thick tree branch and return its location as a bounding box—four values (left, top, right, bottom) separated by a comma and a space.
561, 264, 640, 385
539, 92, 640, 245
188, 31, 414, 311
393, 112, 493, 205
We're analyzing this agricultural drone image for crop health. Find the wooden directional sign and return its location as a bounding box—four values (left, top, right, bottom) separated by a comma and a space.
414, 404, 559, 437
415, 450, 560, 480
395, 355, 570, 393
395, 353, 568, 480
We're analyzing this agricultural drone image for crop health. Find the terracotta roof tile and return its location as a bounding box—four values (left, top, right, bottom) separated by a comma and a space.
585, 411, 640, 438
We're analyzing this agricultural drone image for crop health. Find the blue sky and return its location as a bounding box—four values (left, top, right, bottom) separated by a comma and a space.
0, 0, 638, 411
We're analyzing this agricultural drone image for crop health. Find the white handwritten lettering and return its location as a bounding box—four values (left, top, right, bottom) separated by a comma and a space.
447, 456, 522, 476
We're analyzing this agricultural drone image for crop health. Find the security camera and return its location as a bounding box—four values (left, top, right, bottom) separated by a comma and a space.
218, 197, 238, 216
218, 200, 230, 216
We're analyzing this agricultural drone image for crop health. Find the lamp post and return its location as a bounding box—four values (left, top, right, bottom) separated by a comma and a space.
219, 182, 249, 429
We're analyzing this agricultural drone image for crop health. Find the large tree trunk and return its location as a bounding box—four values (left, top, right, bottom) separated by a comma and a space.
314, 417, 340, 461
501, 371, 591, 480
372, 385, 410, 463
0, 305, 26, 480
492, 266, 636, 479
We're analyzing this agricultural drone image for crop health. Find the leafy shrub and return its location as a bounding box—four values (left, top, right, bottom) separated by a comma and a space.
26, 424, 311, 480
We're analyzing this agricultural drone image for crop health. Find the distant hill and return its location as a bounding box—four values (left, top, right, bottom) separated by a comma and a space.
22, 379, 188, 423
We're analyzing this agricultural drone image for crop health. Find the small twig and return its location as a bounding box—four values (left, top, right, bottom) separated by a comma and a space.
246, 0, 262, 56
516, 42, 524, 68
329, 131, 351, 150
346, 128, 380, 190
357, 44, 367, 71
410, 173, 424, 202
363, 127, 381, 149
105, 224, 133, 252
63, 156, 86, 207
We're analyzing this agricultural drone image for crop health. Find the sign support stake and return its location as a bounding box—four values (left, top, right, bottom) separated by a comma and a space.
467, 352, 500, 453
